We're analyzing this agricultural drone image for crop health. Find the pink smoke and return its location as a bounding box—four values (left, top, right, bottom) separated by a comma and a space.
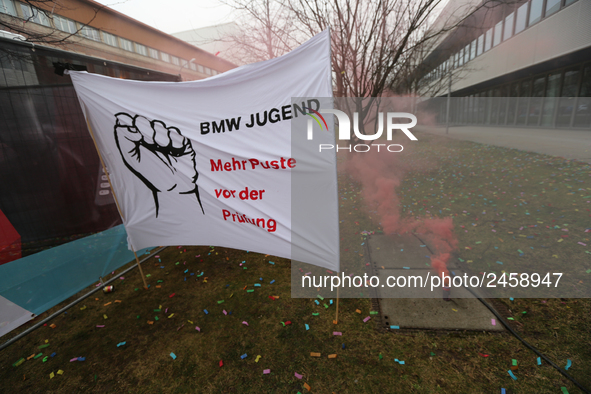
344, 145, 457, 276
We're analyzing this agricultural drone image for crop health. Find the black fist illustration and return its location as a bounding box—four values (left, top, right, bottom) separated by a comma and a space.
114, 113, 204, 217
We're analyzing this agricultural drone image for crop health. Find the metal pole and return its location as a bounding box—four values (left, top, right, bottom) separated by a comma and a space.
446, 72, 452, 134
83, 107, 149, 289
0, 246, 166, 351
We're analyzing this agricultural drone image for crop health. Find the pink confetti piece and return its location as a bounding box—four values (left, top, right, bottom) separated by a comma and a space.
223, 310, 227, 315
363, 316, 371, 323
96, 325, 105, 328
491, 319, 496, 326
242, 321, 249, 326
155, 255, 160, 258
70, 357, 78, 362
263, 369, 270, 374
294, 372, 303, 379
578, 242, 587, 246
165, 308, 168, 314
304, 272, 311, 276
195, 326, 201, 332
333, 332, 342, 336
119, 277, 125, 280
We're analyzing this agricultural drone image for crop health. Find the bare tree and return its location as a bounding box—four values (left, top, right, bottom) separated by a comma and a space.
0, 0, 103, 48
219, 0, 301, 64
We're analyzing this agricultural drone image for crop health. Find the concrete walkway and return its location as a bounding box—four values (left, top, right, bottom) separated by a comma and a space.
416, 126, 591, 164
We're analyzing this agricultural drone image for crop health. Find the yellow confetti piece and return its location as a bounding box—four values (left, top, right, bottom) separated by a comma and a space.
168, 314, 174, 318
114, 300, 122, 303
103, 314, 108, 319
188, 320, 193, 324
310, 352, 321, 357
104, 302, 112, 306
57, 370, 63, 375
45, 339, 48, 343
558, 239, 564, 243
452, 309, 458, 312
49, 372, 54, 379
80, 305, 87, 310
553, 255, 558, 258
328, 354, 337, 359
255, 355, 261, 363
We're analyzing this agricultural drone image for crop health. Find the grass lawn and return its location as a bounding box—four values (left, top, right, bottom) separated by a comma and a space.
0, 131, 589, 393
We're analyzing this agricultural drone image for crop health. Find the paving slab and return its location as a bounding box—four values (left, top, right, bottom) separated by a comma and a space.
368, 234, 504, 331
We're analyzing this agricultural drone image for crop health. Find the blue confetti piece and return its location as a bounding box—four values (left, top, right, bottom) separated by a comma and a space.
270, 280, 275, 284
77, 357, 85, 361
565, 359, 572, 370
330, 300, 333, 305
537, 357, 541, 366
510, 298, 514, 301
399, 361, 405, 365
269, 261, 275, 265
508, 370, 517, 380
390, 325, 400, 329
241, 353, 247, 359
501, 389, 506, 394
342, 343, 345, 349
117, 342, 126, 347
259, 278, 263, 281
496, 261, 504, 265
420, 245, 426, 247
305, 324, 309, 331
254, 283, 261, 287
403, 267, 410, 269
204, 309, 209, 314
314, 300, 319, 305
50, 352, 56, 358
184, 277, 186, 281
190, 273, 194, 276
170, 352, 176, 360
184, 269, 188, 273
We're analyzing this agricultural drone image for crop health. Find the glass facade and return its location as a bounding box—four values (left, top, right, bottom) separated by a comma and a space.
432, 63, 591, 129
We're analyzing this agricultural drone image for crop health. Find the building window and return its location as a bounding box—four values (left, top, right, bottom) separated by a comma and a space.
545, 0, 561, 17
565, 0, 577, 5
102, 32, 118, 47
515, 3, 528, 34
135, 43, 147, 56
574, 66, 591, 127
493, 21, 503, 47
189, 62, 197, 71
557, 68, 580, 127
528, 76, 545, 126
171, 56, 180, 66
529, 0, 543, 26
0, 0, 16, 16
464, 44, 470, 63
161, 52, 170, 62
204, 67, 212, 75
484, 28, 493, 52
53, 15, 78, 34
148, 48, 159, 59
80, 26, 101, 41
476, 34, 484, 56
470, 39, 477, 60
504, 12, 514, 41
20, 4, 50, 26
197, 64, 204, 73
119, 38, 134, 52
541, 72, 561, 126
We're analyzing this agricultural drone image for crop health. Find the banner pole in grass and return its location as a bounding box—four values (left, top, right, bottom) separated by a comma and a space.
82, 104, 149, 290
334, 281, 340, 324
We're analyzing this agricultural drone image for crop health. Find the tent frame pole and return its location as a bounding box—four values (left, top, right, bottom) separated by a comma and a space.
84, 114, 149, 289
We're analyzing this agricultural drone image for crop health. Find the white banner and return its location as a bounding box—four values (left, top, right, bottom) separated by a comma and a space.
70, 30, 339, 272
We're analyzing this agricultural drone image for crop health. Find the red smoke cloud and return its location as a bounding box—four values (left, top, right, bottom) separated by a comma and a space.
344, 145, 457, 276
